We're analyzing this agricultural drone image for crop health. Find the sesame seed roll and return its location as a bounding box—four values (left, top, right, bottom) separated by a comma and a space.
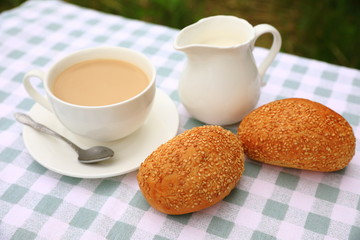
137, 125, 245, 215
238, 98, 355, 172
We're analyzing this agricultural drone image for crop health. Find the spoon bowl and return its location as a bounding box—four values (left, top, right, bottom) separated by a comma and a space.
78, 146, 115, 163
14, 112, 114, 163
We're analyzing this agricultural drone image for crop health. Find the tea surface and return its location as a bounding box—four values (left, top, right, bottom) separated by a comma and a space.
53, 59, 148, 106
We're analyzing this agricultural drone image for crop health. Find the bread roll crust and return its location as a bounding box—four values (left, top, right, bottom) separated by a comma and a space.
137, 125, 244, 215
238, 98, 355, 172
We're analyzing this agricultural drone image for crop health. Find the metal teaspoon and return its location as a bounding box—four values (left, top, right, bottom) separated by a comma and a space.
14, 112, 114, 163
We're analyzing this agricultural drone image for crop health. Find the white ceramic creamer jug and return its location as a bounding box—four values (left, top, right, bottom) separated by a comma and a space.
174, 15, 281, 125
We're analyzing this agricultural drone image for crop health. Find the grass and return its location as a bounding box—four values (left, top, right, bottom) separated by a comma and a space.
1, 0, 359, 69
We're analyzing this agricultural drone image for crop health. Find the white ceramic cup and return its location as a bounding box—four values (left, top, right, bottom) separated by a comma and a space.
23, 46, 156, 142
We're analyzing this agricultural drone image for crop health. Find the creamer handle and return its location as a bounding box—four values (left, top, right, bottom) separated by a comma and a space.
253, 24, 282, 86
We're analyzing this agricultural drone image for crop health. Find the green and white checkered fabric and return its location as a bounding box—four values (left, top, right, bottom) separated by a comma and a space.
1, 0, 359, 239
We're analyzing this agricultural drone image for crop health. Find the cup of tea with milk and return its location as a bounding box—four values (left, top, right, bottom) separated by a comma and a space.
24, 46, 156, 142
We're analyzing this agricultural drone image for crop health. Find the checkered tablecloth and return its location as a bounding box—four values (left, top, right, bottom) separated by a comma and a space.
0, 0, 359, 239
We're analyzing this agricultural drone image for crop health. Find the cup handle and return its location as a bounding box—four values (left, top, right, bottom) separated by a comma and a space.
23, 69, 53, 112
253, 24, 282, 86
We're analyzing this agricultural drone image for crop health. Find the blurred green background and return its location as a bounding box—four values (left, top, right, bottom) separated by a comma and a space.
1, 0, 359, 69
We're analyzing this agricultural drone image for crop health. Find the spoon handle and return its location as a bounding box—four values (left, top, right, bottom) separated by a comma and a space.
14, 112, 81, 153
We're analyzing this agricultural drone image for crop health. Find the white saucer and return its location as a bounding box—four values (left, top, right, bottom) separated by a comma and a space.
22, 89, 179, 178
